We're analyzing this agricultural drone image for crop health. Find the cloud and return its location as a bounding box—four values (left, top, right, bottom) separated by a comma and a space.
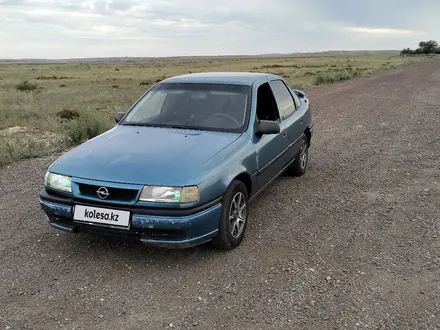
0, 0, 439, 58
344, 27, 420, 36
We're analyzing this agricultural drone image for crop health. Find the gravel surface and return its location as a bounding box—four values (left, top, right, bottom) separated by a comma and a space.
1, 58, 440, 330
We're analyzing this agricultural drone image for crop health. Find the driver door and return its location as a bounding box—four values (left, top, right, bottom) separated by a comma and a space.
253, 82, 289, 191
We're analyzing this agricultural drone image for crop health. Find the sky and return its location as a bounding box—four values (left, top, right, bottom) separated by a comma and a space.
0, 0, 439, 59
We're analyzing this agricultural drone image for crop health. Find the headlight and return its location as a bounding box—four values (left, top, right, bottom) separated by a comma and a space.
44, 172, 72, 193
139, 185, 199, 203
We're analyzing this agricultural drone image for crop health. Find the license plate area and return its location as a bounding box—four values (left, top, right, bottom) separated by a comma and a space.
73, 204, 130, 228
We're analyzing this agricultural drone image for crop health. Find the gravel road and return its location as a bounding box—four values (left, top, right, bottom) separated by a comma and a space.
1, 58, 440, 330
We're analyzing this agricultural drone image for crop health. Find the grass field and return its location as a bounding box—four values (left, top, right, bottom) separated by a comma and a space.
0, 51, 425, 167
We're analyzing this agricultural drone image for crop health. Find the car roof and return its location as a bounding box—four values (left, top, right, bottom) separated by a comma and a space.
160, 72, 281, 86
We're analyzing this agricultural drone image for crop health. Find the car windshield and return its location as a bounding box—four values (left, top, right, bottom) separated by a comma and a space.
121, 83, 251, 133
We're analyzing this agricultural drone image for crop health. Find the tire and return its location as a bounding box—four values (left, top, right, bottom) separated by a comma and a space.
211, 180, 249, 250
285, 134, 309, 177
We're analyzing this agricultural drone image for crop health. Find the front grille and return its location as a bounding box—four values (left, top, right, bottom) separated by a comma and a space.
78, 183, 139, 202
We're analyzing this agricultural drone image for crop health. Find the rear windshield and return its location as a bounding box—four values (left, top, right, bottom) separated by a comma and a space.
122, 83, 251, 133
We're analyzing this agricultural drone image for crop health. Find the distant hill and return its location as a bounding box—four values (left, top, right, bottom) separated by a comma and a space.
0, 56, 156, 64
0, 50, 400, 64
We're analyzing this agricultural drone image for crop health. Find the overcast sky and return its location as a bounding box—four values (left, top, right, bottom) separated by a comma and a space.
0, 0, 439, 58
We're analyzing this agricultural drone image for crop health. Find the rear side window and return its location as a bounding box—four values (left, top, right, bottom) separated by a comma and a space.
291, 91, 301, 108
269, 80, 296, 119
285, 83, 301, 108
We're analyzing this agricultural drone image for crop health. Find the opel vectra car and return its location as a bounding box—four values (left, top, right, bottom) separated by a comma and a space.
39, 72, 314, 250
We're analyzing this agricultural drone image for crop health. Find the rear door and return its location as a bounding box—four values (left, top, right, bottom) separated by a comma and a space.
268, 79, 305, 161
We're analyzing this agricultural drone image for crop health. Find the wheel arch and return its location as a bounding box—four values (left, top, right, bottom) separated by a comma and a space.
304, 127, 312, 146
226, 170, 252, 198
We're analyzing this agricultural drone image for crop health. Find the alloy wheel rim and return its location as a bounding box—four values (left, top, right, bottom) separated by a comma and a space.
229, 192, 247, 239
300, 140, 308, 169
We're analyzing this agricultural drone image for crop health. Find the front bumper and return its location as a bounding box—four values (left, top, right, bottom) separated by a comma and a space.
39, 189, 222, 248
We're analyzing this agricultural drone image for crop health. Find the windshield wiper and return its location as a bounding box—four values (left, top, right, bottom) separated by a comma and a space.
121, 122, 186, 129
121, 122, 160, 127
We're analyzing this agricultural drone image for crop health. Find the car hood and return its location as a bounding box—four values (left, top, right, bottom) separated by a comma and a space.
50, 125, 241, 186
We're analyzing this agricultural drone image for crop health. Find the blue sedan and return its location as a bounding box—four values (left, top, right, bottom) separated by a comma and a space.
39, 72, 314, 250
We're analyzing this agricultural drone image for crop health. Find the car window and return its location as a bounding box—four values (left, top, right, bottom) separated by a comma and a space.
256, 82, 280, 122
284, 81, 301, 108
127, 90, 167, 122
269, 80, 296, 119
290, 88, 301, 108
122, 83, 251, 133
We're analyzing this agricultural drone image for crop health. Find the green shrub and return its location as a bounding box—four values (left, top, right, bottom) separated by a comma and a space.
0, 136, 14, 167
0, 136, 39, 166
140, 80, 153, 86
314, 74, 334, 85
314, 71, 353, 85
351, 69, 362, 77
334, 71, 352, 81
65, 112, 113, 144
16, 81, 39, 92
35, 75, 58, 80
0, 133, 68, 167
289, 81, 305, 90
56, 109, 81, 120
259, 64, 300, 69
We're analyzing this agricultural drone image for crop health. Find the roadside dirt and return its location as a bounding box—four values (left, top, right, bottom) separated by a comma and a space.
1, 58, 439, 330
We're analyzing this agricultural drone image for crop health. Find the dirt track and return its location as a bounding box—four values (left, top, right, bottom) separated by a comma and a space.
1, 58, 440, 330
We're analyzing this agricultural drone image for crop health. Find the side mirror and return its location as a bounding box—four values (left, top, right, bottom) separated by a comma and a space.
293, 89, 305, 98
255, 120, 280, 136
115, 111, 125, 124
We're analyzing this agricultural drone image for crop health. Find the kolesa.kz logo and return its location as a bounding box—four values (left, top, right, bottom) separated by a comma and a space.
84, 209, 119, 222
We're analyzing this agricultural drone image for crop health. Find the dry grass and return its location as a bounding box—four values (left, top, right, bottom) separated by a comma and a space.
0, 51, 424, 167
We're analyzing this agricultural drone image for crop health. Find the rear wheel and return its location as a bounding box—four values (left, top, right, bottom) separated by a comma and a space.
211, 180, 249, 250
285, 134, 309, 176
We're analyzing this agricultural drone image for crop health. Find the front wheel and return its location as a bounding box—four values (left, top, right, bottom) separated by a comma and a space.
211, 180, 249, 250
285, 134, 309, 176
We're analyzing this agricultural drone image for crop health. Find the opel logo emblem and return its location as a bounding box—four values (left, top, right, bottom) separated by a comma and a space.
96, 187, 110, 199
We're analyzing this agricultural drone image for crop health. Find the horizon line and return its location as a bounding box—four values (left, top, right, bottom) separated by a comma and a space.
0, 49, 400, 62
